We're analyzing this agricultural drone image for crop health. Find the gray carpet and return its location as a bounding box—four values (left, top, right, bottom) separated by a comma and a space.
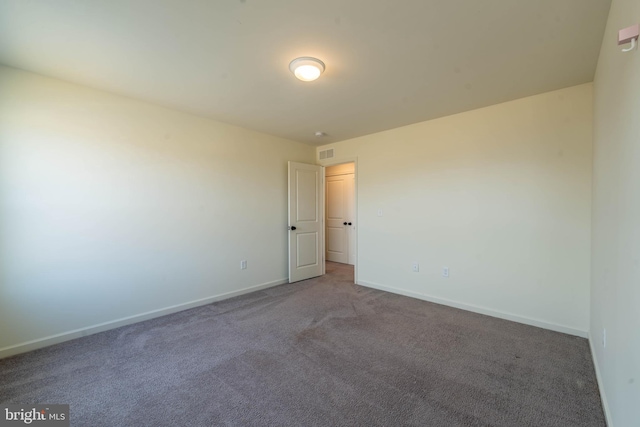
0, 262, 605, 426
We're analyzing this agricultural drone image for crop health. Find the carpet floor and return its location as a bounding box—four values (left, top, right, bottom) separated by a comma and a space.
1, 262, 605, 426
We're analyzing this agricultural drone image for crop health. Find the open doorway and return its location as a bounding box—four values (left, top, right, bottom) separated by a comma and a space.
286, 159, 358, 284
324, 162, 356, 282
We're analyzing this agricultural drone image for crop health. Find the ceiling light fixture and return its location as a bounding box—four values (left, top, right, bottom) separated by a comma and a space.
289, 57, 325, 82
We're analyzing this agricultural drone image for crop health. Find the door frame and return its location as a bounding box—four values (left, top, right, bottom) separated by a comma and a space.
321, 157, 358, 284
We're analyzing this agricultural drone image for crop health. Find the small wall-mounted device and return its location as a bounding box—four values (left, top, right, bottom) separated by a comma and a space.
618, 24, 639, 52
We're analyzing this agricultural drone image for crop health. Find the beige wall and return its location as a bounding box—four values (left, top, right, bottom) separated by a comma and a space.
0, 66, 315, 356
591, 0, 640, 424
318, 83, 593, 336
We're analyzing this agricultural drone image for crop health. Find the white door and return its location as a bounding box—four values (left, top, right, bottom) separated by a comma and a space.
288, 161, 323, 283
326, 172, 355, 265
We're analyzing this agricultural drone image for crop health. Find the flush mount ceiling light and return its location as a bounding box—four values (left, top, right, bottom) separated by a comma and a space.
289, 57, 325, 82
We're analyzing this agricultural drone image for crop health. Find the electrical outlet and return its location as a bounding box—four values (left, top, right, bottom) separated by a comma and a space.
412, 262, 419, 272
602, 328, 606, 348
442, 267, 449, 277
240, 260, 247, 270
377, 209, 383, 217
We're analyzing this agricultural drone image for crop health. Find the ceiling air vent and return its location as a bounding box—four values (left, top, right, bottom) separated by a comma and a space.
319, 148, 334, 160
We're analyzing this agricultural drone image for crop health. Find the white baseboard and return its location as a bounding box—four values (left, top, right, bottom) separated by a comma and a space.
0, 278, 288, 359
589, 332, 613, 426
357, 279, 588, 338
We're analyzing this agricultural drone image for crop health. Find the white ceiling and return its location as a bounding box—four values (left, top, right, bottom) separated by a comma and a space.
0, 0, 611, 145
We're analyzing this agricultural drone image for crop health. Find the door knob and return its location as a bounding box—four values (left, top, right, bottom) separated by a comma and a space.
289, 226, 297, 231
348, 222, 352, 225
343, 222, 347, 225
